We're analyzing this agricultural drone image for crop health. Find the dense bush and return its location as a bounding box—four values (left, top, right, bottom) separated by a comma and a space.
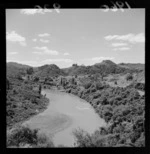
7, 78, 10, 90
127, 82, 145, 91
83, 82, 92, 89
26, 67, 34, 75
126, 73, 133, 81
63, 75, 145, 147
95, 82, 104, 90
7, 125, 54, 148
33, 76, 39, 82
6, 77, 49, 127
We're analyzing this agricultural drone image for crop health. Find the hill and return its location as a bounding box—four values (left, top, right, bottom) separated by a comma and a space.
7, 62, 31, 78
7, 62, 31, 69
62, 64, 89, 76
34, 64, 66, 78
62, 60, 143, 76
7, 60, 145, 79
119, 63, 144, 71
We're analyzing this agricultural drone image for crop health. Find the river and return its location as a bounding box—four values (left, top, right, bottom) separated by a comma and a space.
23, 89, 106, 147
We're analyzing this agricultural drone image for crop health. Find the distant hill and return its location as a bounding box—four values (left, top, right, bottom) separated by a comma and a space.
119, 63, 145, 71
62, 60, 143, 76
7, 62, 31, 69
7, 60, 145, 78
7, 62, 31, 78
34, 64, 66, 78
95, 60, 117, 66
62, 64, 89, 76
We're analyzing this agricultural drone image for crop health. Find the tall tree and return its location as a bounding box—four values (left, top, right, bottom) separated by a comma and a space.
6, 78, 10, 90
39, 84, 42, 94
26, 67, 34, 75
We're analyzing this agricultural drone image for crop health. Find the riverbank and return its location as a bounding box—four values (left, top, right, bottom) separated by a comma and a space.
6, 78, 49, 131
55, 79, 145, 147
21, 89, 106, 147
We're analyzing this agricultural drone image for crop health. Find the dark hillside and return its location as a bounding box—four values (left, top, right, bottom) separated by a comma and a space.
7, 62, 31, 78
34, 64, 66, 78
119, 63, 144, 71
62, 60, 142, 76
6, 77, 49, 128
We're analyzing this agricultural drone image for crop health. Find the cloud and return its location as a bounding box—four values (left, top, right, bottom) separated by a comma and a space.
33, 46, 59, 55
39, 39, 49, 43
128, 33, 145, 43
6, 31, 26, 46
32, 38, 37, 42
63, 52, 70, 56
111, 42, 128, 47
91, 57, 114, 61
104, 35, 118, 41
113, 47, 130, 51
32, 51, 43, 55
42, 58, 73, 63
38, 33, 50, 37
32, 38, 49, 43
20, 8, 52, 15
104, 33, 145, 43
7, 52, 18, 55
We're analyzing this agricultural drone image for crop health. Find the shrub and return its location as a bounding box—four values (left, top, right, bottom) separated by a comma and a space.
26, 67, 34, 75
73, 128, 94, 147
95, 82, 104, 90
90, 87, 96, 93
75, 75, 78, 78
126, 73, 133, 81
83, 82, 92, 89
39, 85, 42, 94
34, 133, 54, 148
7, 125, 39, 147
7, 125, 55, 148
12, 89, 17, 94
7, 78, 10, 90
33, 77, 39, 82
92, 92, 101, 99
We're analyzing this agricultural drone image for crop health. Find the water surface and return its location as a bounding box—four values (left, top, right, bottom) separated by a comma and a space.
23, 89, 106, 147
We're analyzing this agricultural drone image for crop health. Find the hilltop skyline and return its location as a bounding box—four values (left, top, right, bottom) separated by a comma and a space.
6, 9, 145, 68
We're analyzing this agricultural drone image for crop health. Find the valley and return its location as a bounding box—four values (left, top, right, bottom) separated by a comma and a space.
6, 60, 145, 147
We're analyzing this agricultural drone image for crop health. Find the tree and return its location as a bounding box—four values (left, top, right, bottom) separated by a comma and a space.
34, 76, 39, 82
72, 64, 78, 67
39, 84, 42, 94
16, 74, 23, 80
26, 67, 34, 75
71, 77, 75, 85
7, 78, 10, 90
7, 125, 55, 148
126, 73, 133, 81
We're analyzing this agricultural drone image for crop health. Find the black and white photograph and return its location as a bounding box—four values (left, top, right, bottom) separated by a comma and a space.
6, 7, 145, 148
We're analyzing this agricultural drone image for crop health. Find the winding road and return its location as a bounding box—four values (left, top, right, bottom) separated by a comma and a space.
23, 89, 106, 147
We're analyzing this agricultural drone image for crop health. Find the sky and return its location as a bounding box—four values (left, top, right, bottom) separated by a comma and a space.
6, 8, 145, 68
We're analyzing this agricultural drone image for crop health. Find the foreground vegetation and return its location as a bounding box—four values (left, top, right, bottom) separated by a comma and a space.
6, 77, 49, 128
7, 125, 55, 148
